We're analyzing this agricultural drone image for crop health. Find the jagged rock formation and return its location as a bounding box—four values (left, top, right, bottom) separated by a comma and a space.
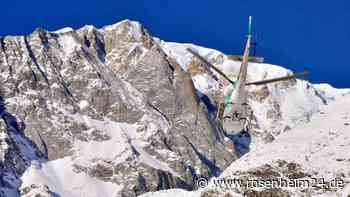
20, 183, 55, 197
0, 20, 235, 196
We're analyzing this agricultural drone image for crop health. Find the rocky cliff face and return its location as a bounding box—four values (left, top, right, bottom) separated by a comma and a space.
0, 19, 340, 197
0, 20, 235, 197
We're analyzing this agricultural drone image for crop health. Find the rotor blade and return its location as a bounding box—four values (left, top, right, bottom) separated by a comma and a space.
246, 70, 309, 86
187, 48, 236, 84
186, 48, 219, 81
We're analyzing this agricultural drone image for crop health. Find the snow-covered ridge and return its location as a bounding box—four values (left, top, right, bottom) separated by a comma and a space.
52, 19, 144, 40
53, 27, 74, 34
313, 83, 350, 101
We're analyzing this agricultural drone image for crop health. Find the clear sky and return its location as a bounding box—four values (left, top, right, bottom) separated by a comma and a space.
1, 1, 349, 87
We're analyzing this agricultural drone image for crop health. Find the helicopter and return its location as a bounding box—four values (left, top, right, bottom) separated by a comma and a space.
187, 16, 309, 135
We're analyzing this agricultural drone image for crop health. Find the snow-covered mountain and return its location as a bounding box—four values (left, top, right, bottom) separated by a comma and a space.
0, 20, 349, 197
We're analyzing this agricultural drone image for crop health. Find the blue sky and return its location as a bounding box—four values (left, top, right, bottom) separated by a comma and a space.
1, 1, 349, 87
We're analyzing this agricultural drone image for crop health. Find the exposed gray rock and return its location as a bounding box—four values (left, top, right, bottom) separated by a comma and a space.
0, 20, 236, 196
20, 183, 54, 197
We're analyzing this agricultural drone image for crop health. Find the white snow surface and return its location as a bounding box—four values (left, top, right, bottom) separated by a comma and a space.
70, 115, 136, 167
53, 27, 74, 34
222, 94, 350, 179
314, 83, 350, 100
160, 41, 223, 71
139, 189, 201, 197
58, 34, 79, 60
102, 19, 144, 41
78, 100, 89, 110
21, 158, 122, 197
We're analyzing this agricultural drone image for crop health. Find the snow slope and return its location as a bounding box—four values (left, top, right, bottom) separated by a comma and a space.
139, 189, 201, 197
141, 91, 350, 197
21, 158, 122, 197
220, 93, 350, 195
20, 113, 178, 196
